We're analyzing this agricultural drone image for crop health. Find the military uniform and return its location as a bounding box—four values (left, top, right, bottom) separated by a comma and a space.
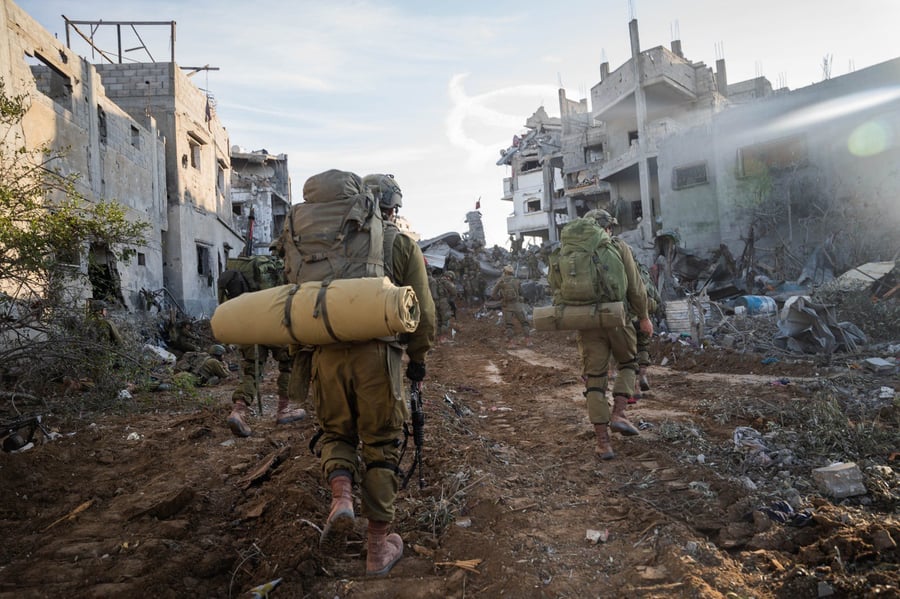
434, 272, 457, 341
490, 270, 531, 344
577, 236, 648, 422
312, 226, 436, 522
232, 344, 292, 403
175, 351, 229, 386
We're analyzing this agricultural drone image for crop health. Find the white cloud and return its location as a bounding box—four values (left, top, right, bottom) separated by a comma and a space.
445, 73, 559, 170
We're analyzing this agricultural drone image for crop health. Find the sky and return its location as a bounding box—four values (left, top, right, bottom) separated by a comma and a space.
17, 0, 900, 248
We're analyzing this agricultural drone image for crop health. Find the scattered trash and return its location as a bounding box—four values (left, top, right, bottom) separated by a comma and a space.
455, 517, 472, 528
812, 462, 868, 499
125, 432, 143, 441
878, 386, 895, 400
585, 528, 609, 544
637, 420, 654, 431
118, 389, 132, 400
733, 427, 768, 452
775, 295, 867, 354
770, 378, 790, 386
760, 357, 779, 365
248, 577, 282, 599
754, 500, 813, 526
864, 357, 896, 374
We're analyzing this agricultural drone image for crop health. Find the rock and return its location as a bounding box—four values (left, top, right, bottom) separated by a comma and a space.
812, 462, 867, 499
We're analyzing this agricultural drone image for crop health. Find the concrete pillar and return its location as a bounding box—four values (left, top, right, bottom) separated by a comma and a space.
542, 163, 557, 243
600, 61, 609, 80
671, 39, 683, 58
629, 19, 654, 241
716, 58, 728, 96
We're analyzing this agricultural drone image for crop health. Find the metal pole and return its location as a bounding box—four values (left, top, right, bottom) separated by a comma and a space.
254, 344, 262, 415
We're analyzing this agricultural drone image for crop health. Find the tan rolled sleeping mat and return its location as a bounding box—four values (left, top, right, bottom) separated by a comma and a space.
532, 301, 626, 331
211, 277, 420, 346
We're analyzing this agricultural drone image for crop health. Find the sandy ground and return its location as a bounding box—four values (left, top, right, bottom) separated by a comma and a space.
0, 307, 897, 598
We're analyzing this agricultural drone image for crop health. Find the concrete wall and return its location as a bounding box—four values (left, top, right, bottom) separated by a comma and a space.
230, 150, 291, 255
94, 59, 243, 316
1, 0, 166, 310
660, 58, 900, 261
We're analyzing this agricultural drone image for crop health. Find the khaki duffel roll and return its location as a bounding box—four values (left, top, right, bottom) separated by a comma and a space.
211, 277, 420, 346
533, 301, 627, 331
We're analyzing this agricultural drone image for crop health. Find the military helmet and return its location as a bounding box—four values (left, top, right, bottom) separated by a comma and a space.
363, 173, 402, 210
208, 344, 226, 357
444, 270, 456, 280
585, 208, 618, 228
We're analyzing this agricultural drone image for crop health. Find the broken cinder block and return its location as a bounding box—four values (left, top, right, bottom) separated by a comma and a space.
812, 462, 867, 499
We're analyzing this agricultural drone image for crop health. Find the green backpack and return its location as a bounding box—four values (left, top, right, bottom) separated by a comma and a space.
217, 255, 285, 303
638, 261, 662, 315
280, 169, 389, 286
548, 218, 626, 305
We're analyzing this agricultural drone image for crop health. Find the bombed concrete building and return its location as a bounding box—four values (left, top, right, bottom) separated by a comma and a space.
498, 18, 900, 270
1, 2, 173, 309
230, 148, 291, 255
0, 0, 264, 317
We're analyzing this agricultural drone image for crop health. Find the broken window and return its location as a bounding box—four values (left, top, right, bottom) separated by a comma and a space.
188, 132, 206, 171
628, 130, 639, 146
25, 51, 72, 111
631, 200, 643, 221
131, 125, 141, 149
88, 243, 124, 305
521, 159, 540, 173
196, 244, 211, 277
738, 135, 808, 176
232, 202, 243, 216
216, 159, 227, 195
584, 143, 604, 163
672, 162, 709, 189
98, 106, 107, 144
189, 141, 201, 169
525, 198, 542, 213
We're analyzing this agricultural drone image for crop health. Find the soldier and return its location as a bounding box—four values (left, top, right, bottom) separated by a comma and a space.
174, 344, 230, 386
586, 209, 658, 402
434, 270, 458, 344
226, 344, 307, 437
577, 209, 653, 459
490, 265, 532, 347
88, 300, 122, 346
312, 171, 436, 576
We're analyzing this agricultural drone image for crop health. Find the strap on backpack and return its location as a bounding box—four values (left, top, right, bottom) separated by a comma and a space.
282, 284, 303, 344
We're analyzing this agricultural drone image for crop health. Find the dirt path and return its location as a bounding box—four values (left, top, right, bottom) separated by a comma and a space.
0, 308, 897, 598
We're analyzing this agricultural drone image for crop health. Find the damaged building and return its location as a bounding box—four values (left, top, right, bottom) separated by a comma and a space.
498, 17, 900, 278
230, 148, 291, 255
0, 1, 271, 317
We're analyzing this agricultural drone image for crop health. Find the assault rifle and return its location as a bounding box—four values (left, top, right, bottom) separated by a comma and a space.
401, 381, 425, 490
2, 414, 51, 452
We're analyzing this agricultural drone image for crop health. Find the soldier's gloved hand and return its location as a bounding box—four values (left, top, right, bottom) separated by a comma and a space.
639, 317, 654, 336
406, 361, 426, 382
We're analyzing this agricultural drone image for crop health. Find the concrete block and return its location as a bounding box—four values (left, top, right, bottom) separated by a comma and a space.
812, 462, 867, 499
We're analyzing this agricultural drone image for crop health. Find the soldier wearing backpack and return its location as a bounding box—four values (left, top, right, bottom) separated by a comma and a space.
282, 170, 435, 576
548, 211, 653, 460
587, 210, 660, 401
490, 265, 532, 347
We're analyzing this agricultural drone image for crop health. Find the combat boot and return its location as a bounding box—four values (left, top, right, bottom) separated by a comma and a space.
275, 395, 306, 425
594, 423, 615, 460
366, 520, 404, 576
610, 395, 640, 436
320, 473, 354, 555
226, 399, 252, 437
639, 367, 651, 391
